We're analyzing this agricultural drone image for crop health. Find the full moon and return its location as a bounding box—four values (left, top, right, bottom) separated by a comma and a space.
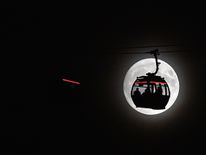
123, 58, 179, 115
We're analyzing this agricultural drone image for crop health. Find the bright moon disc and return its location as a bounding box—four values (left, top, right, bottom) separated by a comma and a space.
123, 58, 179, 115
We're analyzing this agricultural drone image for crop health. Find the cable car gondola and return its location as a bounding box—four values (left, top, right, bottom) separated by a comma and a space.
131, 49, 170, 109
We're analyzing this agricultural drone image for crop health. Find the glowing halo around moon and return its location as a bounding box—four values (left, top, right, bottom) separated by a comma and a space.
123, 58, 179, 115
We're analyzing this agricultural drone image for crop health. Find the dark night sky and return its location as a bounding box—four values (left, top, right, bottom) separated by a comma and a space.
3, 4, 206, 154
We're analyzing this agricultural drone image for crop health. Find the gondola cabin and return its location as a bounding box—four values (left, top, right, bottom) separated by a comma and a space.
131, 75, 170, 109
130, 49, 170, 110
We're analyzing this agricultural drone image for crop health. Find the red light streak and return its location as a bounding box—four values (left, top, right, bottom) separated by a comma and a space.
135, 81, 166, 85
62, 78, 80, 85
150, 81, 167, 84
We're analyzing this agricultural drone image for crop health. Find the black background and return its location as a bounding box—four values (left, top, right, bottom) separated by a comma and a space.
2, 4, 206, 154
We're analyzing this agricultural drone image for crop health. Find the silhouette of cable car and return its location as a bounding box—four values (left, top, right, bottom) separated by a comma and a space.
131, 49, 170, 109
